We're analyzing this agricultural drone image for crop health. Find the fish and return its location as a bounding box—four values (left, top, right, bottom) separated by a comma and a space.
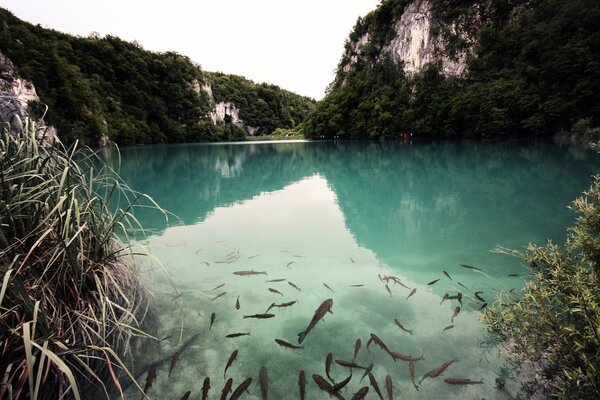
443, 270, 452, 280
298, 370, 306, 400
419, 359, 458, 384
235, 296, 240, 310
380, 275, 410, 289
385, 375, 393, 400
298, 298, 333, 344
180, 390, 191, 400
201, 377, 210, 400
353, 339, 361, 360
451, 306, 460, 323
200, 261, 210, 266
442, 325, 454, 333
293, 255, 306, 258
369, 334, 391, 355
233, 270, 267, 276
224, 350, 238, 378
312, 374, 345, 400
168, 351, 180, 378
195, 248, 203, 255
359, 363, 374, 383
457, 282, 468, 289
366, 337, 373, 353
325, 352, 335, 383
212, 291, 226, 301
220, 378, 233, 400
349, 256, 355, 263
409, 362, 419, 391
394, 319, 413, 335
286, 261, 295, 269
268, 288, 284, 296
351, 386, 369, 400
350, 284, 364, 287
335, 359, 366, 369
368, 373, 384, 400
459, 264, 482, 271
265, 279, 286, 283
211, 283, 225, 290
332, 373, 353, 392
243, 313, 275, 319
275, 338, 304, 349
388, 351, 424, 363
142, 366, 156, 396
427, 279, 440, 285
248, 254, 261, 259
209, 312, 216, 330
479, 302, 488, 311
323, 283, 335, 293
259, 366, 268, 400
288, 281, 301, 291
226, 332, 250, 338
457, 292, 463, 305
440, 294, 450, 304
230, 377, 252, 400
271, 301, 298, 312
444, 378, 484, 385
508, 273, 520, 277
406, 288, 417, 300
474, 291, 486, 302
383, 284, 392, 297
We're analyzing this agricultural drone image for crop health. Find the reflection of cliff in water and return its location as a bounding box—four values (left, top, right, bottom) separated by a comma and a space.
107, 139, 600, 270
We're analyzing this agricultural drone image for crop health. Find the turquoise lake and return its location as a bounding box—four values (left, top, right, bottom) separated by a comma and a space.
106, 139, 600, 400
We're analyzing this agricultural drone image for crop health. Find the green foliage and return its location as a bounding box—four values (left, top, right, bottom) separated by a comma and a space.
208, 72, 316, 135
0, 120, 157, 398
303, 0, 600, 139
484, 175, 600, 398
0, 8, 314, 146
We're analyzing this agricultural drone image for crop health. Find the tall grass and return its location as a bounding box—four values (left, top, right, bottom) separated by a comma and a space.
0, 119, 162, 399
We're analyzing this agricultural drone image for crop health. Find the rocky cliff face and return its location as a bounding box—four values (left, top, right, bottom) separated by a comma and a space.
0, 50, 56, 145
209, 101, 259, 136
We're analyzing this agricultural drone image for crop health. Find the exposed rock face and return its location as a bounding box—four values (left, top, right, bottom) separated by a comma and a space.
383, 0, 468, 76
0, 49, 57, 145
209, 101, 258, 136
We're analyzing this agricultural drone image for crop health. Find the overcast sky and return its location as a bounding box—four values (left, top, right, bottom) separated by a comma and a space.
1, 0, 380, 99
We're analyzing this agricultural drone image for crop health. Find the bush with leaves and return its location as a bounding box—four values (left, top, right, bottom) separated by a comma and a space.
484, 174, 600, 399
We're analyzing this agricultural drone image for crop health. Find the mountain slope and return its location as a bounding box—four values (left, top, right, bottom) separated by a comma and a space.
302, 0, 600, 139
0, 8, 315, 146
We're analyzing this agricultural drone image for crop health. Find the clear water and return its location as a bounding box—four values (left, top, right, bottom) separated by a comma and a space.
105, 139, 599, 400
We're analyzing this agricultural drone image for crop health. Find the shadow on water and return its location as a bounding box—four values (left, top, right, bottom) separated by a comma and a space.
104, 139, 600, 399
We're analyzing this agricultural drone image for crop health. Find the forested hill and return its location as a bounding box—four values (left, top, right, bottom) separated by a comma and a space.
0, 8, 315, 146
301, 0, 600, 139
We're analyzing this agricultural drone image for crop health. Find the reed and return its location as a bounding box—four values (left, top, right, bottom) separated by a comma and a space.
0, 119, 162, 399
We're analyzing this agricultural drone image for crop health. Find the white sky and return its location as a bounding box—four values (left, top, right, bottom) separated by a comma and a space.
1, 0, 380, 99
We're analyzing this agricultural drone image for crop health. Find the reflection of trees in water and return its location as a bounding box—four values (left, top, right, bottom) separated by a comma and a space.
106, 140, 600, 264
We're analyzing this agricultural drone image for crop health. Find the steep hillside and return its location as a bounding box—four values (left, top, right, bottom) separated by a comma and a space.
0, 8, 315, 146
302, 0, 600, 139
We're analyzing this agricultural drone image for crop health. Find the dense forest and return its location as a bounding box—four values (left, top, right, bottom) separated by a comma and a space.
0, 8, 315, 146
302, 0, 600, 139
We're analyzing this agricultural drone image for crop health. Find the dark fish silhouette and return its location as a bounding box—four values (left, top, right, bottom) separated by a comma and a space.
350, 284, 364, 287
369, 333, 391, 354
224, 350, 238, 378
385, 375, 393, 400
286, 261, 295, 269
235, 296, 240, 310
406, 288, 417, 300
275, 338, 304, 349
220, 378, 233, 400
457, 282, 468, 289
299, 370, 306, 400
230, 377, 252, 400
479, 302, 488, 311
325, 352, 335, 383
212, 283, 225, 290
451, 306, 460, 323
409, 361, 419, 391
212, 291, 226, 301
394, 319, 413, 335
288, 281, 301, 291
268, 288, 284, 296
359, 363, 374, 383
349, 256, 355, 263
442, 325, 454, 333
353, 339, 361, 360
243, 313, 275, 319
168, 351, 180, 378
508, 274, 520, 277
420, 359, 458, 384
368, 373, 384, 400
443, 271, 452, 280
474, 291, 486, 302
323, 283, 335, 293
266, 279, 286, 283
201, 377, 210, 400
335, 359, 366, 369
427, 279, 440, 285
444, 378, 483, 385
209, 312, 216, 330
180, 390, 191, 400
248, 254, 261, 259
351, 386, 369, 399
312, 374, 344, 400
459, 264, 482, 271
233, 270, 267, 276
388, 351, 423, 363
267, 301, 297, 313
142, 366, 156, 397
226, 332, 250, 338
385, 284, 392, 297
332, 373, 352, 392
298, 299, 333, 344
259, 366, 268, 400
